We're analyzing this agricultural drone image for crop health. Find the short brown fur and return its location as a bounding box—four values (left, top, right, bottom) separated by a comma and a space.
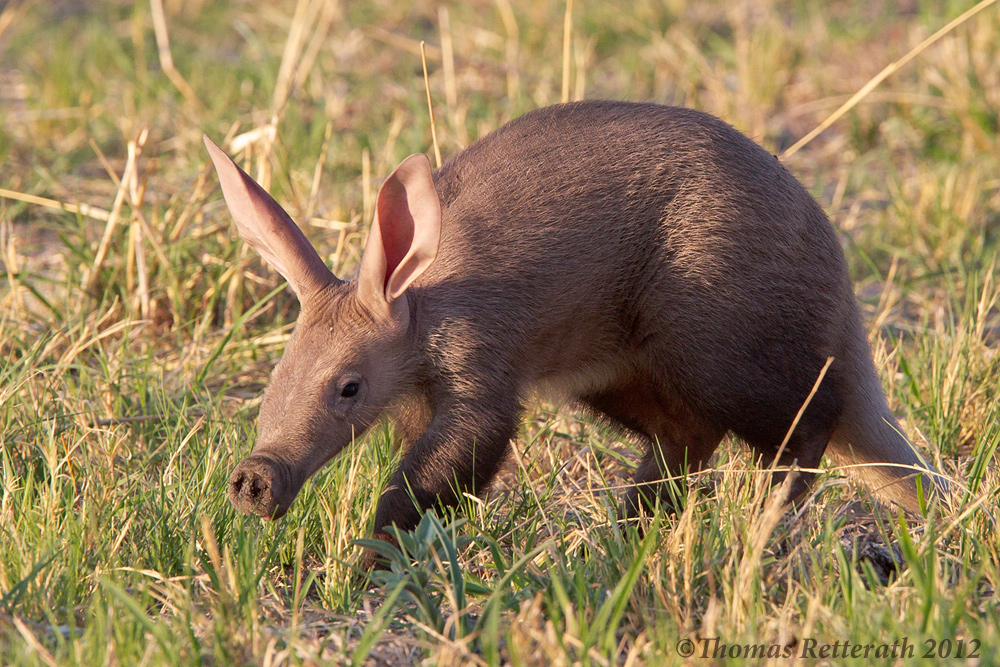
204, 101, 946, 554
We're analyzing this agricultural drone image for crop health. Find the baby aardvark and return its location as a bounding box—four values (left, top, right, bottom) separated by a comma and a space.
205, 101, 944, 556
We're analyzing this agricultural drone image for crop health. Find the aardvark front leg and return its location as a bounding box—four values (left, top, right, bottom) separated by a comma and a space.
372, 392, 521, 539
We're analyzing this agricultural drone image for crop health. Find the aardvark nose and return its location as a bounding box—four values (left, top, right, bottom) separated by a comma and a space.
228, 455, 290, 519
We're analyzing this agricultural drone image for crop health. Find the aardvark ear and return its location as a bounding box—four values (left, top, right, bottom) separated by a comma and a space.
357, 153, 441, 315
204, 135, 337, 300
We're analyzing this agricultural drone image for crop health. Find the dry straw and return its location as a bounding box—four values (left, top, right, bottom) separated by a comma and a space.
421, 41, 443, 169
783, 0, 999, 157
148, 0, 201, 109
561, 0, 574, 104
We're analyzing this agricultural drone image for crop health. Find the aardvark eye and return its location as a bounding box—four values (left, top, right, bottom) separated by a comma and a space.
341, 382, 359, 398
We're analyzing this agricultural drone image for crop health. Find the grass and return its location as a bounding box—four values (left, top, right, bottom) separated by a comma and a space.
1, 0, 999, 664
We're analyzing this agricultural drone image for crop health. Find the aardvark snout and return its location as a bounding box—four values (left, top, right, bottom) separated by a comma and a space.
228, 455, 292, 519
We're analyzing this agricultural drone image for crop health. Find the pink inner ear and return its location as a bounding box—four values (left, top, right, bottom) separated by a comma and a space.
378, 182, 416, 286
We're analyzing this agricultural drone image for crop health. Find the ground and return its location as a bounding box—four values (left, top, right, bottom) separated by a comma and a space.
0, 0, 998, 665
